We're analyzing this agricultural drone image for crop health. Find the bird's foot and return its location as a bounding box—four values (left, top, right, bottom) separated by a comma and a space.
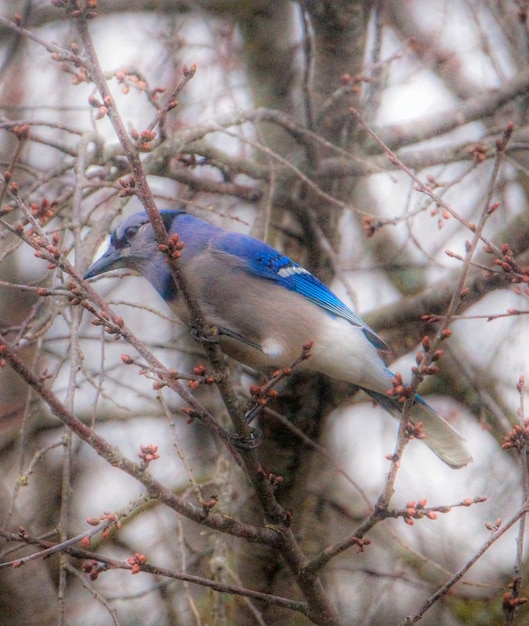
230, 427, 262, 450
189, 325, 220, 344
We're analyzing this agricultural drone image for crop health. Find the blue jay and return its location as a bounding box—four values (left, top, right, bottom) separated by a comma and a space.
85, 210, 472, 468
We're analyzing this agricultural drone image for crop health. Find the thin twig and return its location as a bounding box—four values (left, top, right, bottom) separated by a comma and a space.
402, 503, 529, 625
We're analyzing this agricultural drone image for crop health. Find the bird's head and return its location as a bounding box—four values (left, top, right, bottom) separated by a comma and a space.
84, 211, 182, 300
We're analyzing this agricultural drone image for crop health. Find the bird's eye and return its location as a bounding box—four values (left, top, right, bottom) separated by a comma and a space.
124, 225, 139, 240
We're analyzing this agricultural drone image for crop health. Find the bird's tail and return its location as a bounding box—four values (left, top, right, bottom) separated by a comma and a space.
364, 390, 473, 469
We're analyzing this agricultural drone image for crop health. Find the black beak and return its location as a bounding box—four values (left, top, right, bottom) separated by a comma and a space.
84, 245, 126, 279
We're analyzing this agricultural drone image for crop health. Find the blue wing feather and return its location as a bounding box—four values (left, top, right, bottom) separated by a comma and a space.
212, 231, 389, 352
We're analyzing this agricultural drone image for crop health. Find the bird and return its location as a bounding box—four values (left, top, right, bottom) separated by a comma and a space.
85, 210, 473, 468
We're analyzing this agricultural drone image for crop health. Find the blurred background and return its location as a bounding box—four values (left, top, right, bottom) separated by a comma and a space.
1, 1, 529, 624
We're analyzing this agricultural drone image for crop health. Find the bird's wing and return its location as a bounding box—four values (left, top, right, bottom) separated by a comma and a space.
211, 232, 389, 352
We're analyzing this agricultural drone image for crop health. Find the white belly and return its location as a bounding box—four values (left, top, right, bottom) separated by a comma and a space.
309, 315, 393, 393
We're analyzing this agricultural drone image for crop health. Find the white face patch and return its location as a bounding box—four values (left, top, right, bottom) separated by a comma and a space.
261, 337, 286, 360
277, 265, 309, 278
